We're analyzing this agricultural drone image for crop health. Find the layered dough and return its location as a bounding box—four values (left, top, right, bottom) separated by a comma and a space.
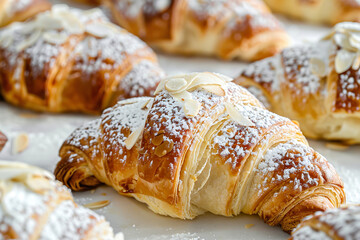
264, 0, 360, 25
55, 72, 345, 232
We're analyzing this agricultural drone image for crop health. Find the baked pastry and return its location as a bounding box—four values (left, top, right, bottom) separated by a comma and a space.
103, 0, 290, 61
0, 160, 122, 240
235, 22, 360, 144
264, 0, 360, 25
0, 4, 164, 114
55, 72, 345, 232
71, 0, 101, 5
0, 131, 7, 152
290, 205, 360, 240
0, 0, 51, 27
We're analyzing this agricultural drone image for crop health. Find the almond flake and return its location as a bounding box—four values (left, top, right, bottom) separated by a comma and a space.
245, 224, 254, 229
43, 32, 68, 45
124, 126, 143, 150
349, 34, 360, 50
16, 30, 41, 51
12, 133, 29, 154
86, 22, 113, 38
165, 78, 187, 92
325, 142, 349, 151
187, 72, 225, 92
83, 200, 110, 209
335, 49, 356, 73
225, 103, 255, 127
183, 98, 201, 117
310, 58, 327, 77
200, 84, 225, 96
0, 33, 13, 48
37, 14, 63, 30
352, 54, 360, 70
141, 98, 154, 110
171, 91, 193, 102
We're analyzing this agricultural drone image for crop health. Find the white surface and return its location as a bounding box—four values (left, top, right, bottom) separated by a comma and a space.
0, 1, 359, 239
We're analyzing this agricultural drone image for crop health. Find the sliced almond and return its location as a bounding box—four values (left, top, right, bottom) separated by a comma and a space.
0, 33, 13, 48
352, 53, 360, 70
200, 84, 225, 96
325, 142, 350, 151
245, 224, 254, 229
16, 30, 41, 51
334, 33, 357, 52
62, 15, 84, 34
124, 126, 143, 150
24, 175, 52, 193
335, 49, 356, 73
12, 133, 29, 154
165, 77, 187, 92
43, 32, 68, 45
151, 133, 164, 146
154, 78, 167, 95
225, 103, 255, 127
349, 34, 360, 50
310, 58, 327, 77
141, 98, 154, 110
171, 91, 193, 102
187, 72, 225, 92
37, 15, 64, 30
83, 200, 110, 209
86, 22, 113, 38
184, 98, 201, 117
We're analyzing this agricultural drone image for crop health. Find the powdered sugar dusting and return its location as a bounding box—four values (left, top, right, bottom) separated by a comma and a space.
291, 225, 332, 240
115, 0, 171, 18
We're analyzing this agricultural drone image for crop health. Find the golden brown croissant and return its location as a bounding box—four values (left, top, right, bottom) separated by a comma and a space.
290, 205, 360, 240
55, 72, 345, 233
0, 160, 123, 240
0, 0, 51, 27
102, 0, 290, 61
0, 4, 164, 114
0, 131, 7, 152
235, 22, 360, 144
264, 0, 360, 25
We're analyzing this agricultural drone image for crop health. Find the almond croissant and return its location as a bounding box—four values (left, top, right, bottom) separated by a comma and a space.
290, 205, 360, 240
55, 72, 345, 232
236, 22, 360, 144
0, 160, 123, 240
103, 0, 290, 61
0, 4, 164, 114
0, 0, 51, 27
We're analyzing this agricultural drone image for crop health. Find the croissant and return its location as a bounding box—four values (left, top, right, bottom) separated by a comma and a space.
102, 0, 290, 61
235, 22, 360, 144
0, 160, 123, 240
0, 4, 164, 114
0, 131, 6, 152
264, 0, 360, 25
55, 72, 345, 232
290, 205, 360, 240
0, 0, 51, 27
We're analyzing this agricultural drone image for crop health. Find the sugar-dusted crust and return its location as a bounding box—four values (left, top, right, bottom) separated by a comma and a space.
236, 22, 360, 144
103, 0, 289, 61
55, 72, 345, 232
0, 5, 164, 114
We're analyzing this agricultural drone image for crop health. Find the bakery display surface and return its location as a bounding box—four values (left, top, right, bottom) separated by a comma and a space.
0, 1, 360, 240
236, 22, 360, 144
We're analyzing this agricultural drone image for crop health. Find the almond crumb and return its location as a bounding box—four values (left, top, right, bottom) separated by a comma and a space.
12, 133, 29, 154
83, 200, 110, 210
101, 193, 107, 196
245, 224, 254, 229
325, 142, 349, 151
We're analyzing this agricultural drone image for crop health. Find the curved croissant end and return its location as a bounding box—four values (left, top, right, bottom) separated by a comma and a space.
55, 72, 345, 232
